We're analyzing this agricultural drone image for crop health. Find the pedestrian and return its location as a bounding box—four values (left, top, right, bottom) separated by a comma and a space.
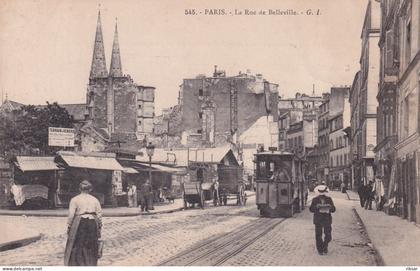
340, 182, 346, 193
364, 181, 374, 210
213, 178, 220, 205
309, 184, 336, 255
127, 184, 134, 207
357, 183, 366, 208
140, 179, 152, 212
131, 183, 137, 207
64, 180, 102, 266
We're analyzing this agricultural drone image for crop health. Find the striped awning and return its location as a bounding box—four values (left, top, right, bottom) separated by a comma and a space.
15, 156, 60, 172
123, 167, 139, 174
59, 154, 124, 171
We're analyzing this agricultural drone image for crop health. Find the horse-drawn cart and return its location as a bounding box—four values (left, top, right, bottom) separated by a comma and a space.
182, 182, 205, 208
218, 166, 246, 206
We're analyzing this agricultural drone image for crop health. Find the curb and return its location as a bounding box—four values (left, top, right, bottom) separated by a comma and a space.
352, 208, 385, 266
0, 234, 42, 252
345, 191, 360, 201
0, 207, 186, 218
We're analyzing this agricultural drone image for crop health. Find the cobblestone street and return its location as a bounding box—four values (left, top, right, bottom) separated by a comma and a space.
0, 192, 377, 266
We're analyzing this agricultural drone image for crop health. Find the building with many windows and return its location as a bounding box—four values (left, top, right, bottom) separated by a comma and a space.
349, 0, 381, 190
393, 0, 420, 223
374, 0, 400, 212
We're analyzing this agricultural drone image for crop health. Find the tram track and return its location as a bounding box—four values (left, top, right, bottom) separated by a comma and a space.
159, 217, 286, 266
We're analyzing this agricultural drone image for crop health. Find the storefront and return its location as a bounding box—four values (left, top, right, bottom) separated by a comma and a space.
118, 158, 187, 202
11, 156, 61, 209
55, 152, 124, 207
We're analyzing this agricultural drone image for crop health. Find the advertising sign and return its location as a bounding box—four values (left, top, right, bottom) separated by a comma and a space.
48, 127, 75, 147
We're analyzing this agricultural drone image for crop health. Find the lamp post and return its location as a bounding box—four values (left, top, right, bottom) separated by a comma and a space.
146, 142, 155, 205
146, 142, 155, 184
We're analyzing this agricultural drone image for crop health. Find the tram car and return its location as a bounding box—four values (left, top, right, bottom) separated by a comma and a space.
254, 149, 305, 218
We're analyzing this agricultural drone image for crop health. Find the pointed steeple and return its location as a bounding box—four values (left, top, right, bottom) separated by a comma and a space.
89, 10, 108, 79
109, 18, 123, 77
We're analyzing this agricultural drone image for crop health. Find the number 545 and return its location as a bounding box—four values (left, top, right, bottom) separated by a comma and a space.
185, 9, 196, 15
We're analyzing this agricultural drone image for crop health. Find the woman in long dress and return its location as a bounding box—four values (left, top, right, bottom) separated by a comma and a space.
64, 180, 102, 266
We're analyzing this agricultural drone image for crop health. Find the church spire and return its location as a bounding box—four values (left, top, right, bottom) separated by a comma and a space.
89, 9, 108, 79
109, 18, 123, 77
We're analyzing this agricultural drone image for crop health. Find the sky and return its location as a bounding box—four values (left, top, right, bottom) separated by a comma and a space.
0, 0, 368, 114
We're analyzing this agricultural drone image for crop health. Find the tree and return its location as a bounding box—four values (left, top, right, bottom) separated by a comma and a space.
0, 102, 75, 157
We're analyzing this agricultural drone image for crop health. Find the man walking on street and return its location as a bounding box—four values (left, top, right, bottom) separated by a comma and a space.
364, 181, 374, 210
309, 184, 336, 255
140, 179, 152, 212
357, 181, 366, 208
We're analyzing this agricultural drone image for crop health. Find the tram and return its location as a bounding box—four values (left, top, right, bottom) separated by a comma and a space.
254, 149, 305, 218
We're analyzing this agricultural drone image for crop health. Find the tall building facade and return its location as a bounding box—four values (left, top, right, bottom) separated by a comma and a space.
317, 94, 330, 183
393, 0, 420, 223
179, 68, 279, 147
374, 0, 400, 212
328, 87, 351, 189
350, 0, 381, 189
85, 11, 155, 146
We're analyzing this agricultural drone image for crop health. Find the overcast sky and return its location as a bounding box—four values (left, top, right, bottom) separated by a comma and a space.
0, 0, 368, 113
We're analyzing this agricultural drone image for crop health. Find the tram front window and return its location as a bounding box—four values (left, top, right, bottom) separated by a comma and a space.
257, 159, 278, 179
257, 161, 266, 178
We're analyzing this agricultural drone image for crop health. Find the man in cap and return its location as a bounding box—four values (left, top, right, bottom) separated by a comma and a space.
309, 183, 336, 255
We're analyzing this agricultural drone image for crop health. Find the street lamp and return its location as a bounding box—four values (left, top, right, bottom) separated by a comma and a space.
146, 142, 155, 205
146, 141, 155, 182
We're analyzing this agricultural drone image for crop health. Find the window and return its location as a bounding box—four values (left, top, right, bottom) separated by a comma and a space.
258, 161, 266, 178
198, 112, 203, 119
138, 104, 142, 109
197, 129, 202, 134
138, 120, 142, 125
405, 20, 411, 66
198, 89, 203, 96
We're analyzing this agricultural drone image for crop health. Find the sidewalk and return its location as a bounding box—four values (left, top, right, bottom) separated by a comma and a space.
0, 198, 185, 217
346, 190, 420, 266
0, 192, 256, 217
0, 221, 41, 252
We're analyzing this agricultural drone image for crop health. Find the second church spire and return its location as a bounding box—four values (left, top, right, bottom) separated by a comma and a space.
109, 19, 123, 77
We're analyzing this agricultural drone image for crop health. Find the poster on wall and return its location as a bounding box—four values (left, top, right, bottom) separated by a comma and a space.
112, 170, 123, 195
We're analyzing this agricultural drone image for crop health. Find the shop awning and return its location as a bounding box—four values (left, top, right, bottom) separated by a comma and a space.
15, 156, 60, 172
60, 154, 124, 171
135, 163, 187, 174
151, 164, 187, 174
123, 167, 139, 174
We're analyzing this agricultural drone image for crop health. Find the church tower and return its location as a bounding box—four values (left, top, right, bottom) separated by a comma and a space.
85, 10, 155, 148
109, 21, 123, 77
90, 10, 108, 79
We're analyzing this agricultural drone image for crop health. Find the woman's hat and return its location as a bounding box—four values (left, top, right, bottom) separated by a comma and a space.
79, 180, 93, 192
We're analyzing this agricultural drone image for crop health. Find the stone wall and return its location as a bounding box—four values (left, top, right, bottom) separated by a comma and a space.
113, 78, 138, 134
88, 78, 109, 129
181, 75, 279, 147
